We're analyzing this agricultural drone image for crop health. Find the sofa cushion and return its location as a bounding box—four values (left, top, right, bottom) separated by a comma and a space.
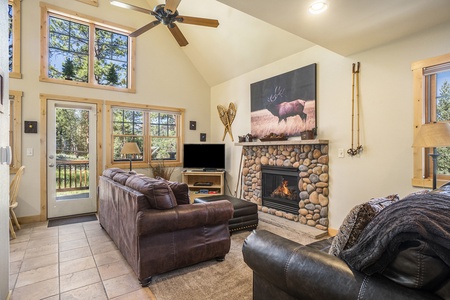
156, 177, 190, 205
103, 168, 126, 179
382, 239, 450, 290
113, 172, 134, 185
329, 194, 399, 256
125, 176, 177, 209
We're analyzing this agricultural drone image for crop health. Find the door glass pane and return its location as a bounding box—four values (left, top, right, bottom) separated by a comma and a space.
55, 107, 90, 200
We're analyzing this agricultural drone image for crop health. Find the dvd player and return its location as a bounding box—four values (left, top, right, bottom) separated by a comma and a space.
194, 182, 213, 186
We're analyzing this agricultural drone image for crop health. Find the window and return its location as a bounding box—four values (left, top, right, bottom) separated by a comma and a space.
9, 90, 22, 174
412, 53, 450, 187
150, 112, 179, 161
40, 3, 136, 92
8, 0, 21, 78
112, 109, 144, 162
106, 102, 184, 169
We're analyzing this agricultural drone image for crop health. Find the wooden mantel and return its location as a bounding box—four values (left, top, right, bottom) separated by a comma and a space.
234, 139, 329, 147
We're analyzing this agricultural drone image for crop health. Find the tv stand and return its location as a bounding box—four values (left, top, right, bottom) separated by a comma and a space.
181, 170, 225, 203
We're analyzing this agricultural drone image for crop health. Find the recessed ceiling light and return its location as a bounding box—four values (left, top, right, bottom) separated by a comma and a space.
309, 0, 328, 14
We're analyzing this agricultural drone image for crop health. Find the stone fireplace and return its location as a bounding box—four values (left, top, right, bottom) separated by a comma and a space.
236, 140, 329, 231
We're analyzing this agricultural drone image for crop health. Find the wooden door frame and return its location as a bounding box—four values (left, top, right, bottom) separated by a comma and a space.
39, 94, 103, 221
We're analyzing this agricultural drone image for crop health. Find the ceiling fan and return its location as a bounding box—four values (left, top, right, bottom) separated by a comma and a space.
110, 0, 219, 47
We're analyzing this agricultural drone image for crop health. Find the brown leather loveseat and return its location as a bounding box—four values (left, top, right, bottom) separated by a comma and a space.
98, 168, 234, 286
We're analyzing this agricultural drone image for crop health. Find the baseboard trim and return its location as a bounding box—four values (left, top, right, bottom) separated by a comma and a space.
17, 214, 44, 224
328, 227, 338, 237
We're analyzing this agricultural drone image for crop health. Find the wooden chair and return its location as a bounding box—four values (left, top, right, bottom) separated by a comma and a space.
10, 166, 25, 239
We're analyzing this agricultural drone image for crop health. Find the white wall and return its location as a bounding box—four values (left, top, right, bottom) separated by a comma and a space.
211, 21, 450, 230
0, 0, 10, 297
10, 0, 211, 219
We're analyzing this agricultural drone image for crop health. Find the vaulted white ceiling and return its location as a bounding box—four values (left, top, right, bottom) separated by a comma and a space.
127, 0, 450, 86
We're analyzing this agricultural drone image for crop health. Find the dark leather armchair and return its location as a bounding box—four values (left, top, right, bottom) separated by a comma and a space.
243, 230, 444, 300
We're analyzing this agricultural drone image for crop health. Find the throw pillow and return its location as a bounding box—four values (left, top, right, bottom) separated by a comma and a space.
125, 176, 177, 210
156, 176, 190, 205
329, 194, 399, 257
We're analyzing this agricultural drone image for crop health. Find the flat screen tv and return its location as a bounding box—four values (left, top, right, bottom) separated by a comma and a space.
183, 143, 225, 171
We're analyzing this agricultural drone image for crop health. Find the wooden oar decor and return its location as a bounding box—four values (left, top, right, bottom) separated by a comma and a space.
217, 102, 237, 141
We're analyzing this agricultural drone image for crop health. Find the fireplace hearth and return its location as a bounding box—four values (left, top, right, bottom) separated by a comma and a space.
262, 165, 300, 215
237, 141, 329, 231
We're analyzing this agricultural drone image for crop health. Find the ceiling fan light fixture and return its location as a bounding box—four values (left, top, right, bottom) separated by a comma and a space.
110, 1, 126, 9
309, 0, 328, 14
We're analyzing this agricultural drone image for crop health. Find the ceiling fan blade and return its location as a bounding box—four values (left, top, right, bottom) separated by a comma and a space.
168, 24, 188, 47
130, 20, 161, 37
110, 1, 154, 15
164, 0, 181, 14
177, 16, 219, 28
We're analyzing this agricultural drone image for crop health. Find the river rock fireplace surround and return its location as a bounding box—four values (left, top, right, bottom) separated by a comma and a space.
236, 140, 329, 231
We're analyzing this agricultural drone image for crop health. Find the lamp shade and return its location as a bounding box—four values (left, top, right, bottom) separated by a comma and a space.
412, 122, 450, 148
120, 142, 141, 155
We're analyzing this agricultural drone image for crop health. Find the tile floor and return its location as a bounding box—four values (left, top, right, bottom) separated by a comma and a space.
9, 219, 156, 300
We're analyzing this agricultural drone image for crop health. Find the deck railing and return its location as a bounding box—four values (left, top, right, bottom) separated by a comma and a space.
56, 160, 89, 192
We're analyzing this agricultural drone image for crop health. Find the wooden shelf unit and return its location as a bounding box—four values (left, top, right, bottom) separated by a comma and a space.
181, 171, 225, 203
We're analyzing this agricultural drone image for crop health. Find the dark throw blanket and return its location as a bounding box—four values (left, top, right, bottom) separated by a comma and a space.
340, 191, 450, 275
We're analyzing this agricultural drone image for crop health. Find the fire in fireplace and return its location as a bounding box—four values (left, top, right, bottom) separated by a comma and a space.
261, 165, 300, 215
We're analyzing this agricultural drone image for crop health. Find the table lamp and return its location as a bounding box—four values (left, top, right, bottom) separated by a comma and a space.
412, 122, 450, 189
120, 142, 141, 171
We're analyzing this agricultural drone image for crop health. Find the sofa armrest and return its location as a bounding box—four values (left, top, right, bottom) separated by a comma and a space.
137, 200, 233, 236
242, 230, 441, 300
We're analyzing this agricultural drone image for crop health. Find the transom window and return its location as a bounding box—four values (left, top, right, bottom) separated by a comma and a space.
40, 3, 135, 92
412, 53, 450, 187
8, 0, 21, 78
106, 102, 184, 169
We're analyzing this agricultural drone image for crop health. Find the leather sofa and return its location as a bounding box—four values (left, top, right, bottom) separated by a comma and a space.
98, 168, 234, 286
243, 187, 450, 300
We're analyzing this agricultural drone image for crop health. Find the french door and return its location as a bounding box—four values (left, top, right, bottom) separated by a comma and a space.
47, 100, 97, 218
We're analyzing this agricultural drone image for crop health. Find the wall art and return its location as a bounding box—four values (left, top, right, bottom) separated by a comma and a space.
250, 63, 316, 138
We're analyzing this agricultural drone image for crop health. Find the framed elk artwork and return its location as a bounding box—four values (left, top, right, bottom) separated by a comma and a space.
250, 63, 316, 139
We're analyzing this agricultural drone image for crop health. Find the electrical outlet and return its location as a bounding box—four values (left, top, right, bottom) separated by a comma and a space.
338, 148, 345, 158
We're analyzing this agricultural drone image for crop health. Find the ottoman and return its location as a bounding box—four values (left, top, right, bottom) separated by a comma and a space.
194, 195, 258, 233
